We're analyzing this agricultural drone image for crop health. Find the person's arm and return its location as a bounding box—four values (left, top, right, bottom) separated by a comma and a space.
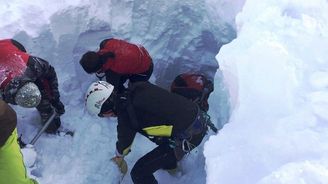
111, 111, 136, 175
115, 111, 136, 157
26, 56, 65, 114
104, 70, 125, 91
27, 57, 59, 99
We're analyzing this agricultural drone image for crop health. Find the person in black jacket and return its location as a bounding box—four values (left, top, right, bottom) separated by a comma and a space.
85, 81, 208, 184
0, 39, 65, 134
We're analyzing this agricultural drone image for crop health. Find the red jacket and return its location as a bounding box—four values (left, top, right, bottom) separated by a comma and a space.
0, 39, 61, 105
0, 39, 29, 89
98, 39, 152, 74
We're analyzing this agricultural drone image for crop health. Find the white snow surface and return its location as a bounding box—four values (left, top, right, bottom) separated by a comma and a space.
2, 0, 328, 184
204, 0, 328, 184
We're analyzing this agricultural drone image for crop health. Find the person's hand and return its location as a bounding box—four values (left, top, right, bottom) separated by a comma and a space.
52, 100, 65, 115
111, 156, 128, 175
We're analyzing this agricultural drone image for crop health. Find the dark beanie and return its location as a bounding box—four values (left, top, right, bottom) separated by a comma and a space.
79, 51, 102, 74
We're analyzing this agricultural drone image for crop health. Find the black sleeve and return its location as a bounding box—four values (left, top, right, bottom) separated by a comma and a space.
27, 56, 61, 100
105, 70, 127, 92
116, 110, 136, 156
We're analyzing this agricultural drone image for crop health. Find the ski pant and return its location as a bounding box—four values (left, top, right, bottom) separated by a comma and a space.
0, 129, 38, 184
131, 109, 208, 184
131, 144, 177, 184
36, 98, 61, 134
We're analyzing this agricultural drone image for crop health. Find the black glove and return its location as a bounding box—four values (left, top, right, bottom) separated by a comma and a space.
52, 100, 65, 115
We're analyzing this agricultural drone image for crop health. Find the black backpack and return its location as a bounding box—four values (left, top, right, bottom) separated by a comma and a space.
170, 73, 214, 112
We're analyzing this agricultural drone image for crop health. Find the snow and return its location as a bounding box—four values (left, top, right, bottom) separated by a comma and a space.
2, 0, 327, 184
21, 144, 37, 168
204, 0, 328, 184
1, 0, 239, 183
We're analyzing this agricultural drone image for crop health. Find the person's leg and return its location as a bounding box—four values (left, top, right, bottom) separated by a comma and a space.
36, 98, 60, 134
131, 144, 177, 184
0, 129, 38, 184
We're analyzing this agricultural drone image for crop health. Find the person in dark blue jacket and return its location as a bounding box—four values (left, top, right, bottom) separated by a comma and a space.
85, 81, 208, 184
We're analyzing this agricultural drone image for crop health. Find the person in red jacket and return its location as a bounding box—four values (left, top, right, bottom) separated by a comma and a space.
79, 38, 153, 92
0, 39, 65, 134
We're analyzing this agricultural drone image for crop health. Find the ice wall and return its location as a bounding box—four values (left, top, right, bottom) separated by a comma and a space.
2, 0, 237, 89
1, 0, 243, 128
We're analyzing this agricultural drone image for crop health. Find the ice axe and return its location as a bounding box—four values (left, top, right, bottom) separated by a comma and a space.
30, 109, 57, 145
19, 109, 57, 168
19, 108, 57, 148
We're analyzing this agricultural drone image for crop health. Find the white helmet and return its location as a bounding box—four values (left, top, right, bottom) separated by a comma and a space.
85, 81, 114, 115
15, 82, 41, 108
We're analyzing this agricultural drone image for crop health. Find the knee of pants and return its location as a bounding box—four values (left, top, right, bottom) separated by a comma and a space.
131, 158, 155, 183
130, 162, 143, 182
130, 169, 157, 184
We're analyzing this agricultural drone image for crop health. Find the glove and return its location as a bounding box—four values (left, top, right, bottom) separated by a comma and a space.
52, 100, 65, 115
111, 156, 128, 175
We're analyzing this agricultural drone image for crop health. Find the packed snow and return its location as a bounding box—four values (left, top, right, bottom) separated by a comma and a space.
204, 0, 328, 184
1, 0, 328, 184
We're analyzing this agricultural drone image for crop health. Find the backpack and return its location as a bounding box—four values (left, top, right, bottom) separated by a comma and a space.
170, 73, 214, 112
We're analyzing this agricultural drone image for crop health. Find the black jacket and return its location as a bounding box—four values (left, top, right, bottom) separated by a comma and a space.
115, 82, 198, 156
2, 56, 61, 105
